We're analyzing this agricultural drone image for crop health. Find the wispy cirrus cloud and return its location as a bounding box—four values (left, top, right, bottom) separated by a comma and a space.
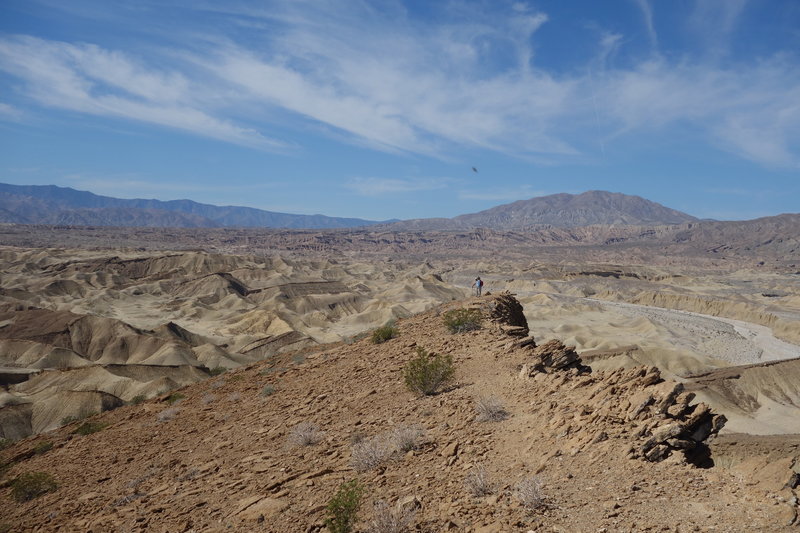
1, 0, 798, 170
345, 177, 456, 196
459, 185, 549, 202
0, 35, 289, 151
0, 102, 24, 121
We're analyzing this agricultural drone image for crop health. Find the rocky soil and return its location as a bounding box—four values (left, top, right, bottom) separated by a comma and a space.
1, 294, 798, 532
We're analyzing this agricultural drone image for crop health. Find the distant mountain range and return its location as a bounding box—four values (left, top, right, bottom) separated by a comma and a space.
0, 183, 700, 230
384, 190, 699, 230
0, 183, 384, 229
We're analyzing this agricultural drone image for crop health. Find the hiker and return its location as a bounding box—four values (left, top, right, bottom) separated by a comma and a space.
472, 277, 483, 296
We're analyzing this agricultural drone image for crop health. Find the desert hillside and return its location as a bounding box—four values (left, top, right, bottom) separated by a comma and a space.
0, 248, 464, 439
2, 293, 798, 532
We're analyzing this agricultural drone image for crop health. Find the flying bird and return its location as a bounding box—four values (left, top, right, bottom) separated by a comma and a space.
472, 167, 478, 173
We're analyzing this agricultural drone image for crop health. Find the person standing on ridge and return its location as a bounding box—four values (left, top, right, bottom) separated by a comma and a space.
472, 277, 483, 296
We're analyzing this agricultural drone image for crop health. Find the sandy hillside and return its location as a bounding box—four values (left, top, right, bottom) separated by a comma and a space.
1, 293, 798, 532
0, 247, 465, 439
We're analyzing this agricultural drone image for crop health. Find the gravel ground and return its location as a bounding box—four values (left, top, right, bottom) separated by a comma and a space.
591, 299, 800, 366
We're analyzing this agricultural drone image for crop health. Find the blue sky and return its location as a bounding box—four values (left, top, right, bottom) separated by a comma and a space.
0, 0, 798, 221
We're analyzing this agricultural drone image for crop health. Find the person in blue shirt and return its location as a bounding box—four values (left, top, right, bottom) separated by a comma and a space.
472, 277, 484, 296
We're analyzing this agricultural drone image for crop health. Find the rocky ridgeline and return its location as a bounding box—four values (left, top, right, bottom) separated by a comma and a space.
482, 292, 727, 466
521, 343, 726, 465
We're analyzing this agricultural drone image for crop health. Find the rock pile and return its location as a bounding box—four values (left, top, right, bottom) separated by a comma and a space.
535, 364, 727, 465
519, 339, 584, 374
483, 291, 529, 337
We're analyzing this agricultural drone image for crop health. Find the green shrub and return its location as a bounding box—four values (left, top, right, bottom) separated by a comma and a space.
209, 366, 227, 376
325, 479, 364, 533
130, 394, 147, 405
165, 392, 185, 404
33, 441, 53, 455
11, 472, 58, 502
403, 347, 455, 396
261, 384, 276, 397
442, 308, 482, 334
0, 438, 11, 451
72, 422, 108, 436
371, 324, 399, 344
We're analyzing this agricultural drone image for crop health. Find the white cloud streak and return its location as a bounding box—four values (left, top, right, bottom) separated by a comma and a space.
0, 36, 288, 150
0, 0, 798, 169
631, 0, 658, 49
345, 177, 456, 196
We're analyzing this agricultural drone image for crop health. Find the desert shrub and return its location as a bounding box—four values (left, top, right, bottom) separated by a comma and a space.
157, 407, 180, 422
288, 422, 324, 447
0, 438, 11, 451
11, 472, 58, 502
33, 441, 53, 455
130, 394, 147, 405
464, 465, 493, 496
72, 421, 108, 436
474, 395, 509, 422
515, 476, 545, 511
325, 480, 364, 533
371, 324, 399, 344
209, 366, 227, 376
442, 308, 482, 334
403, 347, 455, 396
0, 460, 13, 477
367, 500, 416, 533
388, 426, 426, 453
351, 436, 392, 472
60, 411, 93, 426
165, 392, 185, 404
201, 393, 216, 405
0, 522, 11, 533
293, 354, 306, 365
228, 392, 241, 402
261, 385, 276, 397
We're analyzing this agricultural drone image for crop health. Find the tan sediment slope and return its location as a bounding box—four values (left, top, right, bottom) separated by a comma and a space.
0, 248, 465, 439
1, 294, 797, 531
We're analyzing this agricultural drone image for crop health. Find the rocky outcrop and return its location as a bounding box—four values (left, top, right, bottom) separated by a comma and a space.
538, 365, 726, 465
519, 339, 583, 373
484, 291, 530, 338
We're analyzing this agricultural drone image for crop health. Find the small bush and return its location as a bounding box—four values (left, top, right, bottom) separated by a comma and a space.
11, 472, 58, 502
325, 480, 364, 533
73, 421, 108, 436
442, 308, 482, 334
165, 392, 185, 405
130, 394, 147, 405
157, 407, 180, 422
261, 385, 276, 397
0, 438, 11, 451
367, 500, 416, 533
515, 476, 545, 511
288, 422, 324, 447
351, 436, 392, 472
474, 396, 508, 422
389, 426, 426, 453
33, 441, 53, 455
201, 393, 216, 405
464, 465, 493, 496
209, 366, 227, 376
371, 324, 399, 344
60, 412, 93, 426
403, 347, 455, 396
